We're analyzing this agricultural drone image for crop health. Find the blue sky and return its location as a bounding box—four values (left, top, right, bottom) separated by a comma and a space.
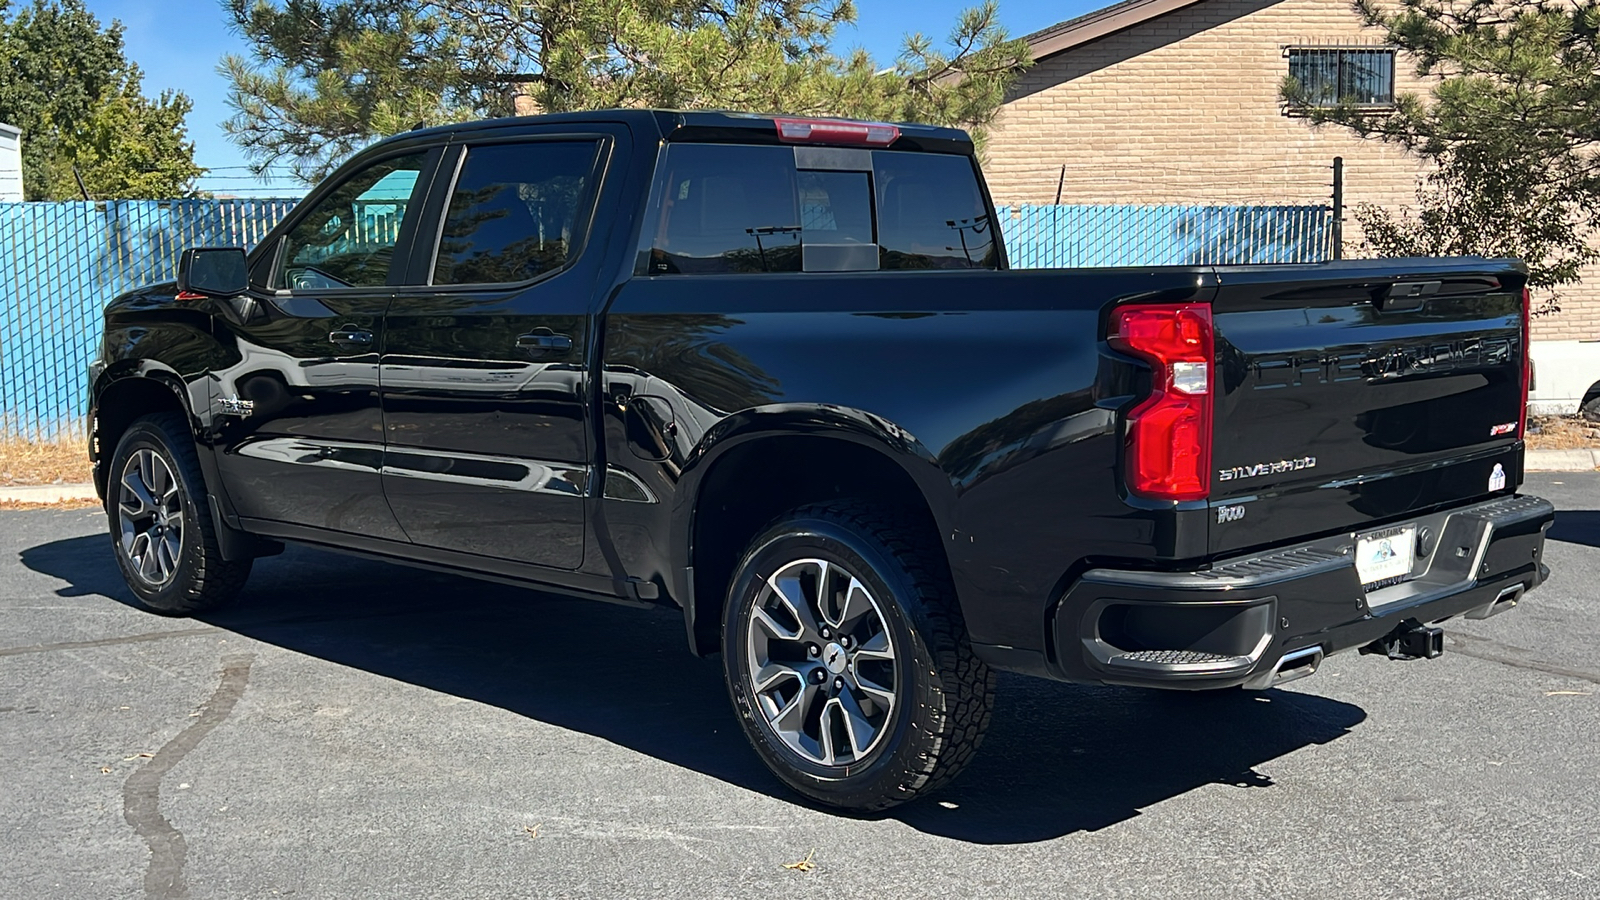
83, 0, 1094, 196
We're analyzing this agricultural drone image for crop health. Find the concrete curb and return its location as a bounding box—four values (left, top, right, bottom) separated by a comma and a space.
1525, 449, 1600, 472
0, 483, 100, 503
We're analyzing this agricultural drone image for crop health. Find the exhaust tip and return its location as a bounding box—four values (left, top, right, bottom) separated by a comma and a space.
1466, 583, 1524, 620
1243, 645, 1323, 690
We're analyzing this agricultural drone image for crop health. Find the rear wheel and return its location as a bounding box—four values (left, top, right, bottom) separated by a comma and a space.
108, 412, 251, 614
1581, 391, 1600, 423
722, 502, 994, 811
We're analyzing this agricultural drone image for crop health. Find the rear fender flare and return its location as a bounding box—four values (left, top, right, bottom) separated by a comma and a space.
671, 403, 960, 652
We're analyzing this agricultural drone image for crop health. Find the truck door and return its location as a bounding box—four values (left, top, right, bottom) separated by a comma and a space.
378, 133, 615, 569
212, 149, 439, 539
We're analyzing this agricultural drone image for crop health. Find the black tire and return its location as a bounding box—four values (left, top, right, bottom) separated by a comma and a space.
106, 412, 251, 615
722, 501, 995, 811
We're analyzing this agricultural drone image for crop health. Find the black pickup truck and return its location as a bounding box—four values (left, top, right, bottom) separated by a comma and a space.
89, 110, 1554, 810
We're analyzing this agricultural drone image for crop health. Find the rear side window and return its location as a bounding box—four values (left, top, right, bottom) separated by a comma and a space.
645, 143, 996, 274
431, 141, 598, 286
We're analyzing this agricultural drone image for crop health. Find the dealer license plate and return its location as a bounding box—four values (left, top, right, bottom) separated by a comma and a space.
1356, 525, 1417, 589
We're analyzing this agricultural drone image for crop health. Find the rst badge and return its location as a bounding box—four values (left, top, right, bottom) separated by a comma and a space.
1216, 504, 1246, 523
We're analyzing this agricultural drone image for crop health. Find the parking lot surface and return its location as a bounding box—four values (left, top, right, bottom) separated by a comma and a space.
3, 474, 1597, 899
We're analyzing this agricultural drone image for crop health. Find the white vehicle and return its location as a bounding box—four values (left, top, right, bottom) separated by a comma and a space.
1529, 340, 1600, 418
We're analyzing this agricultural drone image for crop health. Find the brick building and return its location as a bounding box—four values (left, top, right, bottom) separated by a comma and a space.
982, 0, 1600, 351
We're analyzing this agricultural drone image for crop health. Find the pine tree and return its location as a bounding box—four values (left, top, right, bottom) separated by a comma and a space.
222, 0, 1031, 182
1285, 0, 1600, 305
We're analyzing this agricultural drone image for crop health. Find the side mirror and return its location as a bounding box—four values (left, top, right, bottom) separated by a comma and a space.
177, 247, 248, 298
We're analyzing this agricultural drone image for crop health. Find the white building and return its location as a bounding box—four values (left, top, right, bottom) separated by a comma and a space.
0, 123, 22, 202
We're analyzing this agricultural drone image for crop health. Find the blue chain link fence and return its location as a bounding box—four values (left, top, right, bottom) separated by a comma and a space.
0, 198, 1330, 441
1, 199, 298, 440
998, 204, 1332, 268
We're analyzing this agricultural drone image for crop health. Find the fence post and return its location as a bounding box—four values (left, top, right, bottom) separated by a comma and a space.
1331, 156, 1344, 260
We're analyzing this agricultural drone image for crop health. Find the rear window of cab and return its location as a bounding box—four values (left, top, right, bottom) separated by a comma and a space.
642, 144, 997, 275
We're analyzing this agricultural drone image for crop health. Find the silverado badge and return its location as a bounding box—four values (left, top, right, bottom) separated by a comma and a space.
1217, 456, 1316, 482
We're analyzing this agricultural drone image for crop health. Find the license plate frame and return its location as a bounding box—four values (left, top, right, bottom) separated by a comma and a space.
1356, 524, 1418, 590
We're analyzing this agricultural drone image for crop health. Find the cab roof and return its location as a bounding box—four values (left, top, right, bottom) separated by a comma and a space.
396, 109, 974, 155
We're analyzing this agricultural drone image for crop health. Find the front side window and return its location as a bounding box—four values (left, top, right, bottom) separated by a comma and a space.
276, 153, 426, 290
1285, 47, 1396, 110
431, 141, 599, 286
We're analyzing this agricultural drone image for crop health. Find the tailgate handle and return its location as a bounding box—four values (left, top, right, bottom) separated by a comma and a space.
1379, 280, 1441, 312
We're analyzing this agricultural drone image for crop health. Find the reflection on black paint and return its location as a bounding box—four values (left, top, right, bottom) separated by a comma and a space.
606, 315, 783, 414
941, 389, 1104, 486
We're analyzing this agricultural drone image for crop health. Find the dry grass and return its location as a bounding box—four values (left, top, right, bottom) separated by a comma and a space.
1527, 415, 1600, 451
0, 435, 93, 487
0, 497, 101, 511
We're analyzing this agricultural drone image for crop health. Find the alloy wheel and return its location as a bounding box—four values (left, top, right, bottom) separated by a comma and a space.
117, 448, 184, 587
745, 557, 898, 767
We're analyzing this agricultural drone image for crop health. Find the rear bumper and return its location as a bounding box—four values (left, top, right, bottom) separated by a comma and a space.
1042, 494, 1554, 690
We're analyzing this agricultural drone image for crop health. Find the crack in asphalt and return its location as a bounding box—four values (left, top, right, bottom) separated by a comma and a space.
123, 654, 254, 900
1447, 633, 1600, 685
0, 627, 221, 657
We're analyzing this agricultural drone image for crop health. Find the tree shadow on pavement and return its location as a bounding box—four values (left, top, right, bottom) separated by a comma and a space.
22, 534, 1366, 845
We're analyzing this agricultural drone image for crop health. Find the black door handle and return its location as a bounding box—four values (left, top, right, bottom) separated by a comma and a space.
516, 330, 573, 355
329, 327, 373, 347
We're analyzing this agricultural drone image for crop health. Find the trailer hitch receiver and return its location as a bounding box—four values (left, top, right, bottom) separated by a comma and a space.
1359, 618, 1445, 661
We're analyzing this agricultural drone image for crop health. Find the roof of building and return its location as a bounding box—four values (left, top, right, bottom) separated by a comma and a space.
0, 122, 21, 137
1022, 0, 1209, 60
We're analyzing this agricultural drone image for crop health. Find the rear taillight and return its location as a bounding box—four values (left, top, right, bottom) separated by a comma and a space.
1519, 287, 1531, 440
1110, 303, 1214, 501
773, 117, 900, 147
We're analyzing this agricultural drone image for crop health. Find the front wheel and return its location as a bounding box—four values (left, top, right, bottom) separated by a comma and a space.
722, 502, 994, 811
107, 412, 251, 615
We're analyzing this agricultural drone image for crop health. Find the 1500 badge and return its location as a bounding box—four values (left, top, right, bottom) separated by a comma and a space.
1217, 456, 1316, 482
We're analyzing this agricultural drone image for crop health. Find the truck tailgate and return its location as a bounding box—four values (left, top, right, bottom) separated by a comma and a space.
1207, 259, 1528, 556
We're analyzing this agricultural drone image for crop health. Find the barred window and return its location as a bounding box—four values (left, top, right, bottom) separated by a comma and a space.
1285, 47, 1395, 110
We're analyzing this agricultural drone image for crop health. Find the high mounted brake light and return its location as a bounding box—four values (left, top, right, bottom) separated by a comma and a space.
773, 117, 900, 147
1109, 303, 1214, 502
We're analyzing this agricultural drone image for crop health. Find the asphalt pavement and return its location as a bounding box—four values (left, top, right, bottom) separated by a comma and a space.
2, 474, 1598, 900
